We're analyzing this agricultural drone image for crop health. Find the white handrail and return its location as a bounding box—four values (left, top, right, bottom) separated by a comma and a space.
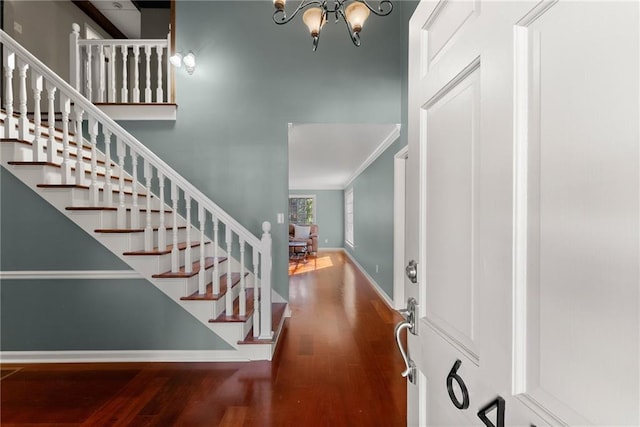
77, 39, 169, 46
0, 30, 263, 250
1, 29, 273, 339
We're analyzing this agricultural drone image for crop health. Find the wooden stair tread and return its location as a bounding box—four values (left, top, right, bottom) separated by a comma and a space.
210, 289, 255, 323
8, 161, 134, 182
124, 241, 210, 256
238, 303, 288, 345
36, 184, 149, 197
180, 272, 248, 301
66, 207, 171, 213
1, 138, 32, 146
152, 256, 228, 279
95, 225, 187, 233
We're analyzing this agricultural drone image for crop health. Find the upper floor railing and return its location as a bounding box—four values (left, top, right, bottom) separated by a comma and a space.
2, 29, 273, 340
69, 23, 173, 104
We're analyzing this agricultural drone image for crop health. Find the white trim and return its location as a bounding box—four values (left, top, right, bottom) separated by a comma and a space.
393, 145, 409, 310
0, 270, 141, 280
343, 123, 401, 188
342, 249, 394, 310
0, 350, 254, 364
288, 184, 344, 191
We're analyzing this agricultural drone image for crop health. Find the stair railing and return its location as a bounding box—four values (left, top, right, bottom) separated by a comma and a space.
70, 23, 173, 104
1, 30, 273, 340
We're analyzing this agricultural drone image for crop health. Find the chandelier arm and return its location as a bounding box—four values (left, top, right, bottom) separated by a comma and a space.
272, 0, 324, 25
357, 0, 393, 16
337, 8, 361, 47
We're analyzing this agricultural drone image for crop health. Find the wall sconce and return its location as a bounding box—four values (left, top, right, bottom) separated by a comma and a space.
169, 50, 196, 75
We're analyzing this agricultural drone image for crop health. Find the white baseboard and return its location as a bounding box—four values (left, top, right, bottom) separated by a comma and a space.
341, 249, 395, 310
0, 349, 256, 363
0, 270, 140, 280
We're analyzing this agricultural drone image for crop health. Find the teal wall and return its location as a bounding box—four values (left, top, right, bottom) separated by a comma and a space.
289, 190, 344, 248
0, 0, 416, 351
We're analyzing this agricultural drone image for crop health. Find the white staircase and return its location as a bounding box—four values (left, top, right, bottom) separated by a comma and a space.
0, 30, 287, 361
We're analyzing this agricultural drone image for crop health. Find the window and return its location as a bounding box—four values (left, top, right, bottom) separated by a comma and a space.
289, 195, 316, 225
345, 187, 354, 246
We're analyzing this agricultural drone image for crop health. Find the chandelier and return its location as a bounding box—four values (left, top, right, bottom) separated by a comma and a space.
272, 0, 393, 51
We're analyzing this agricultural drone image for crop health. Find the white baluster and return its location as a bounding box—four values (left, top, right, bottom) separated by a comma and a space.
85, 45, 92, 101
198, 205, 206, 294
103, 129, 113, 207
259, 222, 273, 340
4, 51, 15, 138
88, 116, 99, 205
120, 46, 128, 102
60, 95, 72, 184
130, 152, 140, 228
144, 160, 153, 251
166, 31, 172, 103
253, 246, 260, 338
73, 107, 85, 186
17, 60, 29, 141
184, 196, 192, 273
45, 82, 57, 165
171, 182, 179, 272
156, 45, 164, 102
116, 139, 126, 228
132, 45, 140, 103
144, 45, 152, 102
31, 72, 43, 161
98, 45, 105, 102
158, 172, 166, 249
69, 24, 80, 91
239, 238, 246, 316
213, 216, 220, 295
225, 227, 233, 315
108, 45, 116, 102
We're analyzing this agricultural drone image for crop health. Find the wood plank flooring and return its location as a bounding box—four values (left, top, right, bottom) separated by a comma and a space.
1, 251, 407, 426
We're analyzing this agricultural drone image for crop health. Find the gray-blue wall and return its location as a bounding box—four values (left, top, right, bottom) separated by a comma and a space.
0, 0, 416, 351
289, 190, 344, 248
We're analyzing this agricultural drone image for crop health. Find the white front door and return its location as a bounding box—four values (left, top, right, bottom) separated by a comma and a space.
400, 1, 639, 425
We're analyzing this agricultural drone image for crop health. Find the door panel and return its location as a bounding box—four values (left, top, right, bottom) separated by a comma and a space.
405, 1, 639, 426
424, 65, 480, 361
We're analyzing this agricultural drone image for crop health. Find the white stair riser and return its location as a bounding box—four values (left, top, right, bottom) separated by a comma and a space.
125, 244, 212, 276
68, 209, 181, 230
95, 228, 188, 253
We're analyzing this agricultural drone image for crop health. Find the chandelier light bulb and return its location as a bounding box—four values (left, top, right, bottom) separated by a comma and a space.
302, 7, 325, 37
345, 2, 370, 33
273, 0, 286, 11
169, 52, 182, 67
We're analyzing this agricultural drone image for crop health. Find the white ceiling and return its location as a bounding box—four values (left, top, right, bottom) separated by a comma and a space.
288, 123, 401, 190
90, 0, 141, 38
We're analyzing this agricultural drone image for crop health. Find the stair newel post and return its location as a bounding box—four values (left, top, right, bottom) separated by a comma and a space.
144, 45, 152, 102
130, 152, 140, 228
45, 81, 57, 165
85, 45, 92, 101
60, 94, 72, 185
108, 45, 115, 102
17, 60, 29, 141
31, 72, 43, 161
88, 116, 99, 205
103, 129, 113, 207
184, 195, 192, 273
132, 45, 140, 103
239, 238, 246, 316
252, 246, 260, 338
143, 160, 153, 251
225, 227, 233, 315
120, 46, 128, 102
157, 172, 166, 248
156, 45, 164, 102
170, 181, 179, 272
116, 138, 127, 228
73, 107, 84, 185
98, 45, 105, 103
198, 205, 206, 294
212, 216, 220, 295
3, 50, 15, 138
69, 23, 80, 92
259, 221, 273, 340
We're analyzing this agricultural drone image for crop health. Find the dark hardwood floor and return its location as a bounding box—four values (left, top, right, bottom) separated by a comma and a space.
1, 251, 407, 426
